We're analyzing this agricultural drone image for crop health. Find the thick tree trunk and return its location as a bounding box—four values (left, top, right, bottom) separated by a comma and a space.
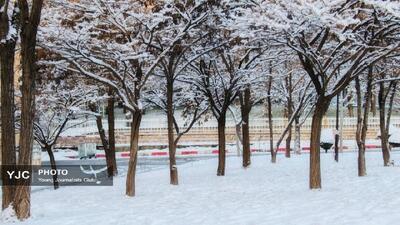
378, 81, 391, 166
241, 88, 251, 168
1, 42, 17, 210
217, 114, 226, 176
309, 97, 330, 189
14, 1, 44, 219
126, 112, 142, 196
44, 145, 59, 190
107, 90, 117, 176
166, 80, 178, 185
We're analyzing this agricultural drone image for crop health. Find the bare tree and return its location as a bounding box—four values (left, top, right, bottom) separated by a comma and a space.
88, 89, 118, 177
187, 50, 243, 176
41, 0, 212, 196
262, 1, 400, 189
141, 0, 214, 184
355, 67, 373, 176
375, 62, 398, 166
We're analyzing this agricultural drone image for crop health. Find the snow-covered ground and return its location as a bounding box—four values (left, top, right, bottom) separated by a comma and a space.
40, 149, 76, 161
2, 151, 400, 225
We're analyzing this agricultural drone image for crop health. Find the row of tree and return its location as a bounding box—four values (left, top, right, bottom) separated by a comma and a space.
1, 0, 399, 221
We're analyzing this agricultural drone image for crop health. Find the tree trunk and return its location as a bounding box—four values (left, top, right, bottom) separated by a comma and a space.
44, 145, 59, 190
285, 129, 292, 158
294, 117, 301, 155
386, 83, 396, 137
166, 80, 178, 185
267, 76, 276, 163
107, 90, 117, 176
217, 114, 226, 176
90, 103, 114, 177
285, 74, 293, 158
355, 72, 372, 177
334, 94, 339, 162
378, 81, 391, 166
309, 97, 330, 189
285, 105, 292, 159
241, 88, 251, 168
14, 1, 44, 219
126, 112, 142, 196
1, 41, 17, 210
370, 92, 377, 117
355, 77, 364, 176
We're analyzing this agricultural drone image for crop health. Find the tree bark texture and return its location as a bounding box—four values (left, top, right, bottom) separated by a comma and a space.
309, 97, 330, 189
267, 76, 276, 163
166, 80, 178, 185
334, 94, 340, 162
14, 0, 44, 219
217, 114, 226, 176
355, 72, 372, 177
125, 112, 142, 196
241, 87, 251, 168
378, 80, 391, 166
0, 34, 17, 211
107, 90, 118, 176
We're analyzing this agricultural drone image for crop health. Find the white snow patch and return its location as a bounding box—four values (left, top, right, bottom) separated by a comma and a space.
0, 206, 17, 223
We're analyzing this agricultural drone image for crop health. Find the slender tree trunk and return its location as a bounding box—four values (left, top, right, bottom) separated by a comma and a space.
309, 97, 330, 189
334, 94, 339, 162
44, 145, 59, 190
107, 89, 117, 176
378, 81, 391, 166
360, 74, 372, 175
166, 80, 178, 185
355, 77, 364, 176
371, 92, 377, 117
285, 105, 293, 158
126, 112, 142, 196
285, 129, 292, 158
90, 103, 114, 177
294, 117, 301, 155
267, 77, 275, 163
0, 39, 17, 211
355, 72, 372, 177
285, 74, 293, 158
241, 88, 251, 168
217, 114, 226, 176
386, 83, 397, 137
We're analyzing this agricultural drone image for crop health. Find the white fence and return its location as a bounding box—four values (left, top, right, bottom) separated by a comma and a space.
62, 116, 400, 137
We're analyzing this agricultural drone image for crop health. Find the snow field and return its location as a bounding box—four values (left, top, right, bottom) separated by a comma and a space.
2, 151, 400, 225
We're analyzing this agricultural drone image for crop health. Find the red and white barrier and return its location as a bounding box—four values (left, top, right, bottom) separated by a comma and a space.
91, 144, 383, 159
